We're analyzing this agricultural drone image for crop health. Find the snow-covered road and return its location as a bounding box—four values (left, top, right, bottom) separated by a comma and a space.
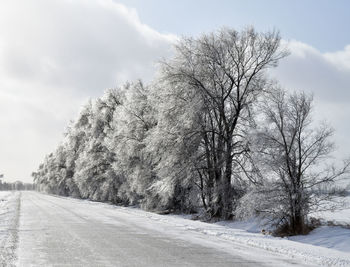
17, 192, 310, 267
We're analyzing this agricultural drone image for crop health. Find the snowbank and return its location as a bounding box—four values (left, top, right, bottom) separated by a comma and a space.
290, 226, 350, 253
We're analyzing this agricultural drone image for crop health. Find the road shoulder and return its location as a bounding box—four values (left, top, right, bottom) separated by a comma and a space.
0, 191, 21, 266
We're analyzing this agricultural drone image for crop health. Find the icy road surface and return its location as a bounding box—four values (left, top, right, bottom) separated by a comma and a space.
17, 192, 310, 267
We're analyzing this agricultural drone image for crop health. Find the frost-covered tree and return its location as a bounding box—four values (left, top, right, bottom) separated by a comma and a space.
73, 89, 121, 202
146, 79, 203, 212
33, 90, 121, 200
107, 81, 157, 207
32, 152, 60, 194
249, 87, 350, 235
159, 27, 286, 219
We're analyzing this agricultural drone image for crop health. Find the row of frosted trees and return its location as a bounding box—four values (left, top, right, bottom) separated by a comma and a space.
33, 28, 349, 235
0, 180, 33, 191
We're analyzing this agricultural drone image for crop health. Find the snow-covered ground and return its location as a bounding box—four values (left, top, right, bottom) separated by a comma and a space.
288, 194, 350, 253
0, 191, 20, 266
289, 226, 350, 253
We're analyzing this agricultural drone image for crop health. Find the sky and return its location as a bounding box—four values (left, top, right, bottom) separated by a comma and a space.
117, 0, 350, 52
0, 0, 349, 183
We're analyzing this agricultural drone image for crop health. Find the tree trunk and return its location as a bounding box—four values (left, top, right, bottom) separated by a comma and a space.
213, 133, 224, 218
202, 131, 216, 215
222, 140, 233, 220
291, 209, 305, 234
291, 190, 305, 235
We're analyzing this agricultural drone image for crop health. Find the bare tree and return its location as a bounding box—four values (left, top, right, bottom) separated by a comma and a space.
255, 87, 350, 235
160, 27, 287, 219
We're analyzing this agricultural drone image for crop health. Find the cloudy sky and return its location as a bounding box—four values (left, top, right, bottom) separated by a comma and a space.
0, 0, 349, 182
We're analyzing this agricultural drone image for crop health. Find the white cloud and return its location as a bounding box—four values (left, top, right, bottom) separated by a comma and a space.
0, 0, 175, 182
324, 45, 350, 72
271, 40, 350, 161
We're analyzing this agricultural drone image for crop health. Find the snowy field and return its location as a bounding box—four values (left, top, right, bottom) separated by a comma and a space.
0, 191, 20, 266
311, 194, 350, 225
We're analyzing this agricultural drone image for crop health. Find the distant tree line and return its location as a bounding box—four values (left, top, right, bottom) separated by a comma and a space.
0, 180, 34, 191
33, 27, 349, 236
